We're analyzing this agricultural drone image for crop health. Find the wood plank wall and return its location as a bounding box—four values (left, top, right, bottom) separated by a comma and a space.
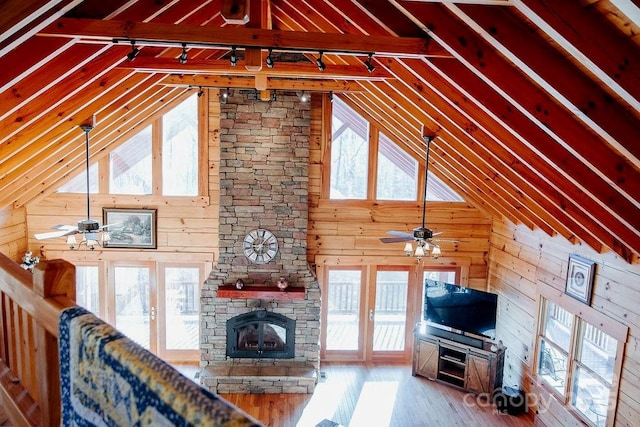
489, 218, 640, 426
307, 95, 492, 289
0, 206, 26, 261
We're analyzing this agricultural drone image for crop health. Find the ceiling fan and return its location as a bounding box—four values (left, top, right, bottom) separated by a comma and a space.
34, 119, 114, 250
379, 133, 458, 259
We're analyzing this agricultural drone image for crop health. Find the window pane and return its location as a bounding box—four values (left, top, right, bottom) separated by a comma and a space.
165, 267, 200, 350
57, 163, 99, 193
376, 132, 417, 200
542, 301, 573, 352
163, 94, 198, 195
421, 270, 457, 322
110, 126, 152, 194
330, 98, 368, 199
538, 338, 568, 394
326, 269, 361, 350
572, 365, 609, 427
76, 266, 100, 316
578, 321, 617, 383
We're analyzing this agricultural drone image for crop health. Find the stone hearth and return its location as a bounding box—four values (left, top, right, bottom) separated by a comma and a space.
200, 90, 320, 394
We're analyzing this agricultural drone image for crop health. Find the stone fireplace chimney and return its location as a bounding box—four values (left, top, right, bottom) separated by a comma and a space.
200, 90, 321, 394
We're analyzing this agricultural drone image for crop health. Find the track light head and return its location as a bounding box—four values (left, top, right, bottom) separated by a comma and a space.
316, 51, 325, 71
179, 43, 188, 64
265, 48, 274, 68
197, 87, 204, 97
126, 41, 139, 61
230, 46, 237, 66
300, 91, 310, 102
364, 53, 375, 73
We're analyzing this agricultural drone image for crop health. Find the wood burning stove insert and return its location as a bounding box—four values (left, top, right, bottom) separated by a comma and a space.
226, 310, 295, 359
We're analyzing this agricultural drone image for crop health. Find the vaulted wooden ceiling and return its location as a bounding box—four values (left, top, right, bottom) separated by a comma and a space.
1, 0, 638, 262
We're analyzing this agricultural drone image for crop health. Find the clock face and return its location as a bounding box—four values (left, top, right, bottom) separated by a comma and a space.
243, 228, 279, 264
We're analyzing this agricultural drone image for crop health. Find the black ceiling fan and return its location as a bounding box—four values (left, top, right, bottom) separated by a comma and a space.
379, 133, 459, 252
34, 119, 116, 249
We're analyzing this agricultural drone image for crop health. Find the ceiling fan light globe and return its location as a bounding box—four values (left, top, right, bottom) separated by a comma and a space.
101, 232, 111, 243
432, 246, 441, 258
403, 242, 413, 256
414, 245, 425, 257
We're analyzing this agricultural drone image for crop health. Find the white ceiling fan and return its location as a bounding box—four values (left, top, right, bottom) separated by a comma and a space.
379, 133, 459, 259
34, 119, 115, 250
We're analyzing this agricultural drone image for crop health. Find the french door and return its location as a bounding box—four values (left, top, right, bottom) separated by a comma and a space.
321, 266, 413, 361
76, 261, 203, 362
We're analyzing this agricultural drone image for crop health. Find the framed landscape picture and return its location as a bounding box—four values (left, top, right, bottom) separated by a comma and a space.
103, 208, 157, 249
565, 254, 596, 305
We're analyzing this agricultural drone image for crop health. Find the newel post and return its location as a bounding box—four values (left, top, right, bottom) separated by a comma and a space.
32, 259, 76, 427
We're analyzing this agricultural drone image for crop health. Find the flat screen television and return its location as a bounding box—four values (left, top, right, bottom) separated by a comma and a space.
424, 279, 498, 339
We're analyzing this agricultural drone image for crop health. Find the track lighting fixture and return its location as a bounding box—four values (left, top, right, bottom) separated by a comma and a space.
230, 46, 237, 67
179, 43, 188, 64
316, 51, 326, 71
300, 91, 310, 102
197, 86, 204, 97
364, 53, 375, 73
126, 41, 139, 61
265, 48, 274, 68
220, 87, 230, 103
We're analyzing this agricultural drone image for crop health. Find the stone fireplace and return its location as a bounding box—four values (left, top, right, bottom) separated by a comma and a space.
200, 90, 320, 394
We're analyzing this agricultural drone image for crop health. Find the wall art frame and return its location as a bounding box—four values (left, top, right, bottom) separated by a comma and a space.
102, 208, 157, 249
565, 254, 596, 305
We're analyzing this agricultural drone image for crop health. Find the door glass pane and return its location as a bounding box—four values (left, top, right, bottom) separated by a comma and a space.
374, 271, 408, 351
163, 94, 198, 196
76, 266, 100, 316
326, 270, 361, 350
164, 267, 199, 350
114, 266, 150, 348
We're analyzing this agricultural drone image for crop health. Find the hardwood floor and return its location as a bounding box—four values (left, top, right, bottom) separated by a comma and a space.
219, 362, 535, 427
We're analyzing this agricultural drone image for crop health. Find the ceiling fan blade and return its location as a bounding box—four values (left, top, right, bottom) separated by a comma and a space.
386, 230, 414, 239
52, 224, 77, 231
432, 231, 444, 237
432, 238, 462, 243
99, 222, 121, 230
380, 236, 414, 243
34, 228, 77, 240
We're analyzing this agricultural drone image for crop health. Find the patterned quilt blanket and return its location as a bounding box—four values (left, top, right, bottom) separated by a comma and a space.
59, 306, 262, 427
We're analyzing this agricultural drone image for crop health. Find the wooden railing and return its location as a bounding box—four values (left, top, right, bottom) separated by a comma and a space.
0, 252, 76, 426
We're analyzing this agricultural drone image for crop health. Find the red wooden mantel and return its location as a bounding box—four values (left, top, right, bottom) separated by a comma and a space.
217, 285, 305, 300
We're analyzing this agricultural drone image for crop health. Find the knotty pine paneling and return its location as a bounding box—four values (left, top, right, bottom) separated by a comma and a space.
0, 205, 27, 262
489, 218, 640, 426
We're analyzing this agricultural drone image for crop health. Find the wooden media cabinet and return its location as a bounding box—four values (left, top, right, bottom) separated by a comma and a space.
412, 323, 505, 395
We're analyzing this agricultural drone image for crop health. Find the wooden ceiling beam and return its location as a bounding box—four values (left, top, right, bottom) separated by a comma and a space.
0, 45, 128, 149
423, 56, 640, 257
39, 17, 449, 58
0, 43, 107, 124
162, 74, 364, 92
449, 3, 640, 162
514, 0, 640, 115
117, 57, 391, 79
393, 2, 640, 209
0, 0, 82, 56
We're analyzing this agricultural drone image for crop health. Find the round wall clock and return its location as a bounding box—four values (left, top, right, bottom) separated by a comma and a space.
243, 228, 279, 264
